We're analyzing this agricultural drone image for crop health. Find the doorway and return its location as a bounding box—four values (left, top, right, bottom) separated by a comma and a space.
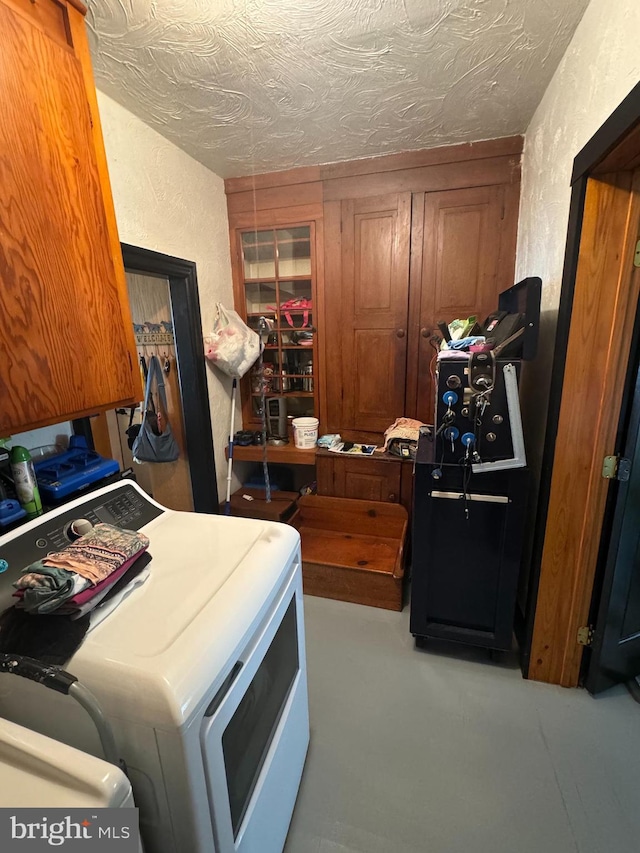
92, 245, 218, 514
524, 83, 640, 688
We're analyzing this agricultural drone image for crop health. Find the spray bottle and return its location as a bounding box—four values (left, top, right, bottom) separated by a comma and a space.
9, 445, 43, 519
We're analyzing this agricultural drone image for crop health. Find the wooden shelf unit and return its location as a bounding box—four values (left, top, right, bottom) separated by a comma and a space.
227, 443, 317, 465
232, 222, 320, 428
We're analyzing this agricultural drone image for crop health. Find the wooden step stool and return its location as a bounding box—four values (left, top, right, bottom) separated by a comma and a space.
291, 495, 408, 611
223, 487, 299, 522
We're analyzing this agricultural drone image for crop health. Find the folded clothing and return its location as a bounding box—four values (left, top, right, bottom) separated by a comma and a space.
14, 523, 150, 614
40, 523, 150, 584
55, 550, 151, 617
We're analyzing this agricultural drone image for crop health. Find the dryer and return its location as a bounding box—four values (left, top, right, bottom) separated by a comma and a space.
0, 481, 309, 853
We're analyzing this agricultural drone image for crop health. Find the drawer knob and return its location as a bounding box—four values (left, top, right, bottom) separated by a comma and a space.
388, 493, 397, 502
396, 329, 406, 338
420, 327, 431, 338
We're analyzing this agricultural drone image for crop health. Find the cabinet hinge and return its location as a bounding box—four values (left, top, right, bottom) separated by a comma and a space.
634, 239, 640, 268
500, 201, 505, 220
602, 455, 632, 481
577, 625, 594, 646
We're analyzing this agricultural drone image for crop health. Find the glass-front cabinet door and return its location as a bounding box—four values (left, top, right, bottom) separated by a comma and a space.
237, 225, 317, 428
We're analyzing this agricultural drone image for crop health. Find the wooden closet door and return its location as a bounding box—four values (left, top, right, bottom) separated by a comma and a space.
335, 193, 411, 437
411, 185, 506, 424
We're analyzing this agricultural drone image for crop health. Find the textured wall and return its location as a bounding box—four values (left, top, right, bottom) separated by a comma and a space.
87, 0, 589, 178
515, 0, 640, 479
97, 91, 236, 503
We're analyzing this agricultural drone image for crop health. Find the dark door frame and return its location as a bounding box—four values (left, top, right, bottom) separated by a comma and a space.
121, 243, 219, 514
522, 81, 640, 682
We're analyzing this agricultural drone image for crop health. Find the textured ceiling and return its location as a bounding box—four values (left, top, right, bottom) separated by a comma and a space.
87, 0, 590, 179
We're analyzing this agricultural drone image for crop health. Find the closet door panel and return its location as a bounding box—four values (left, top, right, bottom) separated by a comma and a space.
414, 185, 505, 424
340, 193, 411, 435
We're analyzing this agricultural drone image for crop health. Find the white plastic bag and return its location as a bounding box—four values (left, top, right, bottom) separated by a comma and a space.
204, 303, 260, 378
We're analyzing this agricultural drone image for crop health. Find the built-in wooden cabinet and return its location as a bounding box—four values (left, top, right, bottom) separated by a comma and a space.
225, 137, 522, 449
409, 184, 512, 424
328, 193, 411, 436
316, 452, 402, 504
233, 223, 319, 428
0, 0, 141, 435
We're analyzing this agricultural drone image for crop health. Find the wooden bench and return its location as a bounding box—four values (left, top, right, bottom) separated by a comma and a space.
292, 495, 408, 611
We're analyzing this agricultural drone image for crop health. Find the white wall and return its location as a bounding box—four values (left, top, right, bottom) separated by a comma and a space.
515, 0, 640, 476
96, 91, 236, 503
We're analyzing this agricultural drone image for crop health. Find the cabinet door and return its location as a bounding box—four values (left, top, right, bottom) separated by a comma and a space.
0, 1, 139, 434
317, 455, 402, 503
410, 185, 507, 424
328, 194, 411, 438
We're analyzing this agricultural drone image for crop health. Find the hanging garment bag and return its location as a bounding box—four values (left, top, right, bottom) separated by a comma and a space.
131, 356, 180, 463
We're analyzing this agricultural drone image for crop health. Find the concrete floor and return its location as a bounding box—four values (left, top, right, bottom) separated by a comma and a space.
285, 596, 640, 853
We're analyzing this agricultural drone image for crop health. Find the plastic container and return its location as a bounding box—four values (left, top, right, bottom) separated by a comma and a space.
292, 417, 319, 449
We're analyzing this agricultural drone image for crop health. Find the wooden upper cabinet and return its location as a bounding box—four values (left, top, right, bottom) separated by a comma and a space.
410, 185, 509, 424
0, 0, 140, 434
326, 193, 411, 437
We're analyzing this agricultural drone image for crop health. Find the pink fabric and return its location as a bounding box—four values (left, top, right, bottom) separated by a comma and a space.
65, 547, 148, 608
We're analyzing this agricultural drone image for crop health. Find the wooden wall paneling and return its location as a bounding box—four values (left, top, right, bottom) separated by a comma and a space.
226, 181, 323, 215
223, 137, 523, 193
529, 170, 640, 686
322, 201, 346, 432
340, 194, 411, 436
229, 203, 323, 232
322, 155, 520, 202
225, 165, 321, 194
227, 203, 323, 231
414, 185, 505, 424
320, 136, 523, 181
0, 2, 139, 435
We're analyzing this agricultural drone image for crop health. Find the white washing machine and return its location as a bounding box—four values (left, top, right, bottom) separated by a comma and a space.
0, 716, 134, 809
0, 481, 309, 853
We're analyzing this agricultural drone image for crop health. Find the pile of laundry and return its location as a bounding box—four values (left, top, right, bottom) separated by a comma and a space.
13, 523, 149, 619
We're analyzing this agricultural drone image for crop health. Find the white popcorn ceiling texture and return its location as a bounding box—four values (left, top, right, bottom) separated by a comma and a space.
87, 0, 590, 179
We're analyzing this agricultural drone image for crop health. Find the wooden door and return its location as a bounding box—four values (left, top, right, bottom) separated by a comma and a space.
0, 0, 139, 434
316, 454, 402, 503
328, 194, 411, 440
410, 185, 506, 424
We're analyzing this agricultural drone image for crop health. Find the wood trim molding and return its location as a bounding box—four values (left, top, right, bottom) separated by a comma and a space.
66, 0, 86, 14
529, 171, 640, 686
572, 81, 640, 182
322, 154, 520, 201
224, 136, 523, 194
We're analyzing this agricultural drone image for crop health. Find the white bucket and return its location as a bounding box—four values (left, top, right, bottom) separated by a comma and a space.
292, 417, 319, 449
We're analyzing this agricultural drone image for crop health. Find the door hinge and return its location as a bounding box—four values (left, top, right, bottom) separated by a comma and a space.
577, 625, 594, 646
634, 239, 640, 267
602, 455, 632, 481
